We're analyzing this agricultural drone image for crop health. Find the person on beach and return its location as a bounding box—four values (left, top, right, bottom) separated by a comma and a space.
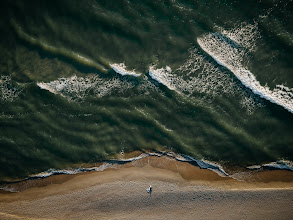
146, 185, 152, 197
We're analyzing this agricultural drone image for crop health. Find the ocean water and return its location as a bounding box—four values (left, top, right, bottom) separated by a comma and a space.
0, 0, 293, 182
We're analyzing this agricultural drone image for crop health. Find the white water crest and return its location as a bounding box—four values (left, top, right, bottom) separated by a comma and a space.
37, 73, 161, 101
37, 75, 136, 101
149, 65, 181, 91
197, 23, 293, 114
110, 63, 141, 77
149, 54, 244, 98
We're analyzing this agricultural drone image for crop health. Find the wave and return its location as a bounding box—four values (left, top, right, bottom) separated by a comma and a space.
148, 65, 196, 94
37, 73, 162, 100
37, 82, 60, 95
197, 24, 293, 114
110, 63, 141, 77
12, 22, 108, 72
148, 65, 177, 90
148, 59, 245, 100
37, 75, 136, 101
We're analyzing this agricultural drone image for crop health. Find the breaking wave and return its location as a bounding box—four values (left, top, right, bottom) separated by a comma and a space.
37, 75, 136, 101
149, 65, 184, 92
148, 48, 262, 114
110, 63, 141, 77
37, 73, 161, 101
197, 23, 293, 114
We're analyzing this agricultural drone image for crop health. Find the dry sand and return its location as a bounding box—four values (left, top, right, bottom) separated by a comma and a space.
0, 155, 293, 219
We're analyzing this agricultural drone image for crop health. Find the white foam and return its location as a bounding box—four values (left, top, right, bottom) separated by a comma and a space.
149, 65, 195, 94
37, 73, 162, 101
37, 75, 135, 101
174, 46, 263, 114
176, 47, 204, 75
136, 75, 161, 95
0, 76, 21, 102
217, 23, 259, 51
37, 82, 60, 95
246, 165, 262, 169
197, 24, 293, 114
247, 160, 293, 171
110, 63, 141, 77
148, 57, 241, 99
166, 66, 172, 73
262, 160, 293, 171
149, 65, 177, 91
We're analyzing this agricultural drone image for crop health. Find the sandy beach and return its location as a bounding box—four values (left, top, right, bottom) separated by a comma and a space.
0, 155, 293, 220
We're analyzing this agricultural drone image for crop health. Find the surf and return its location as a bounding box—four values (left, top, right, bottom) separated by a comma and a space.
110, 63, 141, 77
197, 24, 293, 114
37, 75, 137, 101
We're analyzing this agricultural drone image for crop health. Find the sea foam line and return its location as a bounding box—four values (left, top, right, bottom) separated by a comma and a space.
197, 31, 293, 114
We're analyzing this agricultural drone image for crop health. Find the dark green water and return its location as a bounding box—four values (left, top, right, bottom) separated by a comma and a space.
1, 0, 293, 182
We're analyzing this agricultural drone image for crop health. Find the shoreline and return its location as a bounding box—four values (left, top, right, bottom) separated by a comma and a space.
1, 154, 293, 194
1, 153, 293, 193
0, 155, 293, 219
0, 151, 293, 194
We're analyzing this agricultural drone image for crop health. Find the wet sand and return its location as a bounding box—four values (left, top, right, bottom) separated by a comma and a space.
0, 156, 293, 219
